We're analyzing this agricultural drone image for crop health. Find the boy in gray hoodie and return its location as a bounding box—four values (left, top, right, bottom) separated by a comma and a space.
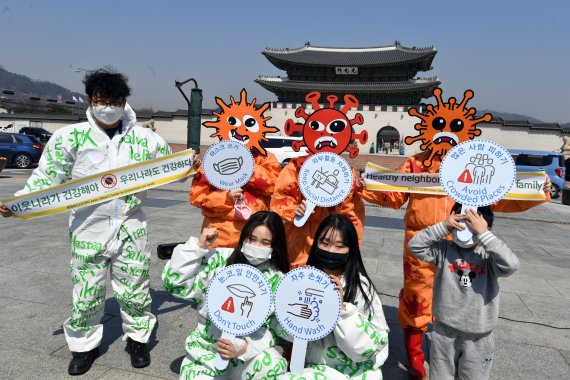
408, 203, 519, 380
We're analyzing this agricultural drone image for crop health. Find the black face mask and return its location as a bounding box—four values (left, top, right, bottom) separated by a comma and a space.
314, 248, 348, 270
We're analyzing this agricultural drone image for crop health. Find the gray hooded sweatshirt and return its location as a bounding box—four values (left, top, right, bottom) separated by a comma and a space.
408, 222, 519, 335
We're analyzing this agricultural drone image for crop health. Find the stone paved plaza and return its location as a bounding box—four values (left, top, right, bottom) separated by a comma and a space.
0, 168, 569, 379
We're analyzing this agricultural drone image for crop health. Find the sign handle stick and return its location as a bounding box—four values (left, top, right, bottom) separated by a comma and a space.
214, 331, 234, 370
457, 205, 477, 242
294, 201, 316, 227
290, 338, 308, 374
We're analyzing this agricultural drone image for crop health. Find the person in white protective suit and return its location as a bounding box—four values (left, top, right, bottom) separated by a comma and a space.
0, 69, 179, 376
162, 211, 290, 379
276, 214, 390, 380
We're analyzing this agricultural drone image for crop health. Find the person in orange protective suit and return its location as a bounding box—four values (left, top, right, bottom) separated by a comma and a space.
270, 91, 368, 268
190, 89, 281, 248
361, 88, 551, 379
270, 159, 364, 268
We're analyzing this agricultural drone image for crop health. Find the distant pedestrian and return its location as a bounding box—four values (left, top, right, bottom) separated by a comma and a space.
408, 204, 518, 379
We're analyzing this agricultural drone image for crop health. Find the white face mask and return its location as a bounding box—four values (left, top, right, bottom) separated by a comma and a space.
92, 105, 124, 125
241, 242, 272, 266
452, 229, 479, 248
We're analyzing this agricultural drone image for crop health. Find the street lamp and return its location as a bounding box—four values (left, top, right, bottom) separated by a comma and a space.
175, 77, 202, 153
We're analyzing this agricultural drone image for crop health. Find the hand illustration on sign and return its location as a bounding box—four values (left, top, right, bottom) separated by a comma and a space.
213, 157, 243, 175
287, 303, 313, 319
240, 296, 253, 318
311, 168, 339, 195
305, 288, 324, 298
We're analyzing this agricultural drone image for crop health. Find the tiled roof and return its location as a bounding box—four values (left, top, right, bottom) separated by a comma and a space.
262, 42, 437, 69
489, 117, 569, 133
255, 76, 440, 94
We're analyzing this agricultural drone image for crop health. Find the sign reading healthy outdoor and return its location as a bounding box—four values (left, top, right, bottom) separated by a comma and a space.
295, 152, 353, 227
440, 139, 516, 241
206, 264, 272, 370
274, 267, 342, 374
202, 140, 255, 190
1, 149, 195, 219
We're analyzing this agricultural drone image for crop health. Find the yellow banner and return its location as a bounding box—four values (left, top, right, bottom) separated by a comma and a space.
364, 162, 546, 201
2, 149, 196, 219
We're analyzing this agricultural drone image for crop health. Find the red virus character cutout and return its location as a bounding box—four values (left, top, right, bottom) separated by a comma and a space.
405, 88, 492, 167
203, 88, 278, 156
284, 92, 368, 158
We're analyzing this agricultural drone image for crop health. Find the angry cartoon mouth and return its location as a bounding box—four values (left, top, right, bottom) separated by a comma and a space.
229, 129, 250, 144
433, 132, 458, 146
314, 136, 338, 150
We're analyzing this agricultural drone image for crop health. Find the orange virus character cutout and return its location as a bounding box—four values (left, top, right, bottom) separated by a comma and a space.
405, 88, 492, 167
285, 92, 367, 159
204, 89, 278, 155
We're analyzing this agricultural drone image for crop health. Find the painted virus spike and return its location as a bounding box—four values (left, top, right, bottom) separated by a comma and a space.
295, 107, 309, 120
327, 95, 338, 108
459, 90, 474, 110
305, 92, 322, 110
340, 94, 359, 114
405, 87, 492, 167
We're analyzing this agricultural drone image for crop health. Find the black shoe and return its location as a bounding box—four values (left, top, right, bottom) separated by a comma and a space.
68, 348, 99, 376
126, 337, 150, 368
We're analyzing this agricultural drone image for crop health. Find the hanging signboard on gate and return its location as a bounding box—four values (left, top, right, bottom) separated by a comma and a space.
440, 139, 516, 241
274, 267, 342, 374
206, 264, 272, 370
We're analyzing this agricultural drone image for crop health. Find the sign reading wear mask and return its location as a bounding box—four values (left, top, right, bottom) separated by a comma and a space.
274, 267, 342, 374
295, 152, 353, 227
440, 140, 516, 241
202, 140, 255, 190
206, 264, 272, 370
2, 149, 195, 219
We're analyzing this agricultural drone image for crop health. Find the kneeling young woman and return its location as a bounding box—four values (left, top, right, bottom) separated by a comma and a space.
277, 214, 389, 380
163, 211, 290, 379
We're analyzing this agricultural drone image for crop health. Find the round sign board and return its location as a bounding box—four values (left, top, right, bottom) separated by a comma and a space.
203, 140, 255, 190
206, 264, 272, 336
440, 140, 516, 208
298, 152, 353, 208
294, 152, 353, 227
274, 267, 341, 341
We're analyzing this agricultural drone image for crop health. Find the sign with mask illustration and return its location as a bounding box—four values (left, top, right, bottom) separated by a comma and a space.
440, 139, 516, 242
206, 264, 272, 370
295, 152, 353, 227
274, 267, 342, 374
202, 140, 255, 190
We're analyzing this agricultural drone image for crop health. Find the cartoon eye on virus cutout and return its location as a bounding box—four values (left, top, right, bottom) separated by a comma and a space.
284, 92, 368, 159
405, 88, 492, 167
203, 89, 279, 156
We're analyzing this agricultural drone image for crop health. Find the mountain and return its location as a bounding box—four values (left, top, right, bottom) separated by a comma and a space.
0, 65, 84, 100
478, 109, 545, 124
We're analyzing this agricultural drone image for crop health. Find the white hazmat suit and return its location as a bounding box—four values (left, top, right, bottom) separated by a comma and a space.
15, 105, 171, 352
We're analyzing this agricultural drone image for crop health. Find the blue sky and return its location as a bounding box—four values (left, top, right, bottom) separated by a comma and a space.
1, 0, 569, 122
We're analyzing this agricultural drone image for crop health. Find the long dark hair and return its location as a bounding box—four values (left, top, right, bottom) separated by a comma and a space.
227, 211, 289, 273
307, 214, 377, 313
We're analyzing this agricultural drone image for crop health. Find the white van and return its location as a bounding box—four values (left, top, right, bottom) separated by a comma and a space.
261, 136, 308, 167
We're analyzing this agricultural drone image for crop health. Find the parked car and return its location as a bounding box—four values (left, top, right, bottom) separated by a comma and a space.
508, 149, 566, 199
260, 136, 308, 167
19, 127, 53, 143
0, 132, 44, 169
